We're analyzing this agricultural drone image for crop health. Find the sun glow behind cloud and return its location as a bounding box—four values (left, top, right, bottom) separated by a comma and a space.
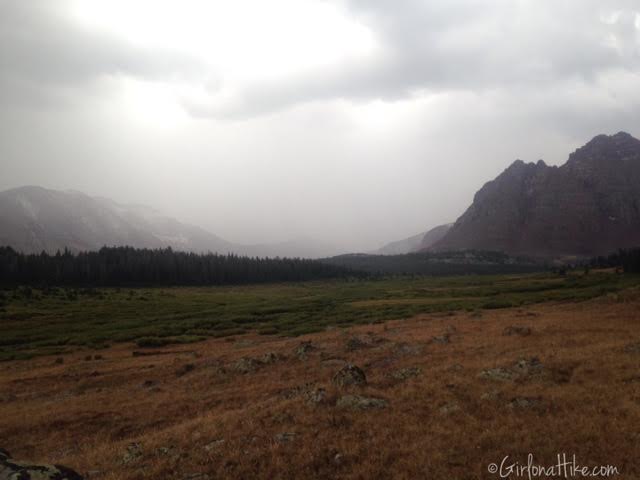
71, 2, 375, 83
68, 0, 378, 126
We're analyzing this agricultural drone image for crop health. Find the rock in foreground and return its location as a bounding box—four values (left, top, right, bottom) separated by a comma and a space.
0, 448, 84, 480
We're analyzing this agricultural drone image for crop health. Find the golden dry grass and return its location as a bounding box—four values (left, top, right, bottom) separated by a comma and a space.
1, 290, 640, 479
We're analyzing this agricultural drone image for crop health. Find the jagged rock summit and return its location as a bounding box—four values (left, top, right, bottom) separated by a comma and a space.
431, 132, 640, 257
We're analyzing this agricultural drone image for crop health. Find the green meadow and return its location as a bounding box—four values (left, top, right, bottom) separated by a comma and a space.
1, 271, 637, 361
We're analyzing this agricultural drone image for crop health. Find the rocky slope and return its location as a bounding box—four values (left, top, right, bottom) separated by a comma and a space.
431, 132, 640, 257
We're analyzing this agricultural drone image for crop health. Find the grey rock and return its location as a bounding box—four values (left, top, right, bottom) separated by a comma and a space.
478, 367, 515, 381
232, 357, 261, 374
503, 326, 532, 336
393, 342, 424, 356
0, 448, 84, 480
390, 367, 422, 381
431, 334, 450, 345
274, 432, 297, 443
295, 341, 315, 360
346, 336, 373, 351
121, 442, 143, 465
439, 402, 460, 415
203, 440, 225, 452
332, 364, 367, 388
508, 396, 546, 411
336, 395, 388, 410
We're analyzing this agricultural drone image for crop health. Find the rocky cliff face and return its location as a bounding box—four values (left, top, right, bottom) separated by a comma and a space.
432, 132, 640, 257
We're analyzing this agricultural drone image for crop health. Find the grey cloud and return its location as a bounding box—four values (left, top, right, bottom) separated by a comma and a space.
0, 1, 203, 108
186, 0, 640, 118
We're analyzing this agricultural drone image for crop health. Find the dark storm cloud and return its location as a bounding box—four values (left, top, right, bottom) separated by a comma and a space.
185, 0, 640, 118
0, 2, 202, 107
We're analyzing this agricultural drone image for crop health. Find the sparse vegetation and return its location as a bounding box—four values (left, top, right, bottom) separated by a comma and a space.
1, 281, 640, 479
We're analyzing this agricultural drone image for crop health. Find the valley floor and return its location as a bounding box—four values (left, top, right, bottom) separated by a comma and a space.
1, 287, 640, 479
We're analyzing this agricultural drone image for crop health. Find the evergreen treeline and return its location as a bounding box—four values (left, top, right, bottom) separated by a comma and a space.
321, 250, 543, 276
590, 248, 640, 273
0, 246, 360, 286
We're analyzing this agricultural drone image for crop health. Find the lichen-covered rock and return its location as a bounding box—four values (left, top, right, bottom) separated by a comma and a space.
332, 364, 367, 388
232, 357, 261, 374
431, 334, 451, 345
478, 367, 515, 381
121, 442, 143, 465
479, 357, 543, 381
0, 448, 84, 479
390, 367, 422, 381
294, 341, 314, 360
503, 326, 532, 336
336, 395, 388, 410
508, 396, 547, 412
259, 352, 281, 364
346, 336, 372, 351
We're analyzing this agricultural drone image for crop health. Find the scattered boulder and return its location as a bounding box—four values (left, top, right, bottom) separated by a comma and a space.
332, 364, 367, 388
305, 387, 327, 405
390, 367, 421, 381
478, 367, 516, 381
346, 336, 373, 351
393, 342, 424, 356
232, 357, 261, 374
155, 446, 182, 461
480, 390, 501, 401
439, 401, 460, 415
508, 396, 546, 411
512, 357, 543, 376
259, 352, 282, 364
479, 358, 544, 381
336, 395, 388, 410
295, 341, 315, 360
121, 442, 143, 465
503, 326, 532, 336
203, 440, 225, 452
0, 449, 84, 480
624, 343, 640, 354
274, 432, 297, 443
280, 383, 326, 404
431, 334, 451, 345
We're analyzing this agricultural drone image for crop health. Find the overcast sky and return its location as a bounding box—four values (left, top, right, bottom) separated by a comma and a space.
1, 0, 639, 252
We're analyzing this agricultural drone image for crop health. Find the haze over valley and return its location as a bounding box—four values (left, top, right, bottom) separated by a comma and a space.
2, 2, 640, 480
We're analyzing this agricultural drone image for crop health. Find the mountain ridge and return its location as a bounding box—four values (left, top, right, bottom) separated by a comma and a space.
0, 186, 341, 258
431, 132, 640, 257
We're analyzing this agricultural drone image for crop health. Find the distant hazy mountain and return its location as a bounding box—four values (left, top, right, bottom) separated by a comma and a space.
376, 223, 452, 255
375, 232, 425, 255
0, 186, 340, 258
417, 223, 453, 251
431, 132, 640, 257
